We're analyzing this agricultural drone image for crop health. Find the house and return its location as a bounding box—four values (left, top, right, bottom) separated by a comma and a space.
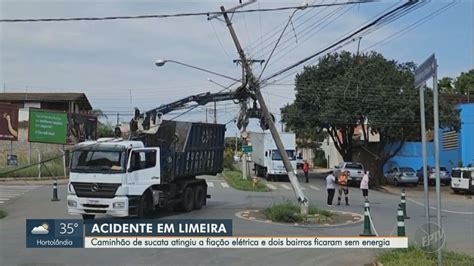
0, 92, 93, 121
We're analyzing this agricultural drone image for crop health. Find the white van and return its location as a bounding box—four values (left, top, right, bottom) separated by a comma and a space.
450, 167, 474, 194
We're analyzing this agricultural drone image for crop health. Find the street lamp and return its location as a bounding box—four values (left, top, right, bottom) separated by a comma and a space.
155, 59, 240, 82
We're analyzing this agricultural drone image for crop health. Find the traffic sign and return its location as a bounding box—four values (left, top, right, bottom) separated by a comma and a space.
415, 54, 436, 88
242, 145, 253, 153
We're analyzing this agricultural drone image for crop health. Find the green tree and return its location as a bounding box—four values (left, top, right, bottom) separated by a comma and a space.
438, 77, 456, 94
90, 109, 114, 138
454, 69, 474, 96
281, 51, 459, 185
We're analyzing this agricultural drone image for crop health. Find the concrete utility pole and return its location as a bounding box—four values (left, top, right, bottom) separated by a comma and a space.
217, 3, 308, 214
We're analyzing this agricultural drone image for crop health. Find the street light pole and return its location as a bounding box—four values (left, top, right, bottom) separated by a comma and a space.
218, 4, 308, 214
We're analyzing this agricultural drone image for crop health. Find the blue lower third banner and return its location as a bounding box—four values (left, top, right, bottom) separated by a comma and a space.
26, 219, 84, 248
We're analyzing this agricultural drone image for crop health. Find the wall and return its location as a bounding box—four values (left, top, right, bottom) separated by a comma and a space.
460, 104, 474, 166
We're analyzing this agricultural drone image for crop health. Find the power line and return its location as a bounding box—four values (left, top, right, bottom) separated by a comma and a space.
0, 1, 376, 23
260, 1, 423, 86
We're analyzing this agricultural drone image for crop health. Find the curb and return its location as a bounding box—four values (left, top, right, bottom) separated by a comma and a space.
236, 209, 363, 228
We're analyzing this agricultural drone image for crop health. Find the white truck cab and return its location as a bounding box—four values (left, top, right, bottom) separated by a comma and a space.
67, 139, 162, 219
451, 167, 474, 194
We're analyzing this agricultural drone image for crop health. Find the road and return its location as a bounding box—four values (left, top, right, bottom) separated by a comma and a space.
0, 171, 473, 266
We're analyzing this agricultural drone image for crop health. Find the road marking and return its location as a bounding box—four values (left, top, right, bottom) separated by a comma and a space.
266, 184, 277, 190
0, 201, 4, 204
0, 193, 23, 196
220, 182, 230, 188
301, 186, 306, 190
309, 185, 321, 191
280, 184, 291, 190
407, 198, 474, 215
206, 182, 214, 188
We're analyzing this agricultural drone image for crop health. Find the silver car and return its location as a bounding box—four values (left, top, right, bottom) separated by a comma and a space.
385, 167, 418, 186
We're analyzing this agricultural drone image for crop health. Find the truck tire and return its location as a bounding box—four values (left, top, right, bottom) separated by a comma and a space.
138, 191, 153, 218
194, 185, 205, 210
182, 187, 195, 212
82, 214, 95, 220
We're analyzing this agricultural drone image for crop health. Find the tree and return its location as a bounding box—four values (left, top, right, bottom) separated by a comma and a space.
438, 77, 456, 94
90, 109, 114, 138
454, 69, 474, 97
281, 51, 459, 185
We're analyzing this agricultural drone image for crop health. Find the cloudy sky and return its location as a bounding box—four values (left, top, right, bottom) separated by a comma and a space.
0, 0, 472, 136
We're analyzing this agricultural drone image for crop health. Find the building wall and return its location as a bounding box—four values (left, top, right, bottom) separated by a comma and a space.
460, 104, 474, 166
384, 103, 473, 173
320, 139, 343, 168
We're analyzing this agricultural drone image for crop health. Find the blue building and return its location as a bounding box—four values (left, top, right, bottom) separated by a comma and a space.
384, 103, 474, 172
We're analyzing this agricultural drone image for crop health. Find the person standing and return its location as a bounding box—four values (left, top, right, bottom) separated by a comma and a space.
360, 171, 370, 201
326, 171, 336, 206
337, 171, 350, 206
303, 160, 310, 183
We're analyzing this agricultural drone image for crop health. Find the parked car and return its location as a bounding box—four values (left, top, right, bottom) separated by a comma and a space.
416, 166, 451, 186
334, 162, 365, 186
296, 154, 304, 169
385, 167, 418, 186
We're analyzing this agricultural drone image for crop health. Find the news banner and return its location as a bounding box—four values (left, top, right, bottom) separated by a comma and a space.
26, 219, 407, 249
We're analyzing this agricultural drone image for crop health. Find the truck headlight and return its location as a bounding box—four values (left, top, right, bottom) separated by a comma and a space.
67, 200, 77, 207
113, 202, 125, 209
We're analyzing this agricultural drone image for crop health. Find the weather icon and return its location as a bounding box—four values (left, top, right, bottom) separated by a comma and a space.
31, 223, 49, 234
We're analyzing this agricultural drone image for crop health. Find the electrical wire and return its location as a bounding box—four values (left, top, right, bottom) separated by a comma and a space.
0, 1, 377, 23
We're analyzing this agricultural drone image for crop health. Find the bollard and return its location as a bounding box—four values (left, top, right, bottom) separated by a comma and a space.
360, 200, 375, 236
51, 179, 60, 201
397, 204, 406, 237
401, 188, 410, 219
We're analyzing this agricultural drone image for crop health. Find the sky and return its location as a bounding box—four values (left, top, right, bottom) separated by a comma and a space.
0, 0, 472, 136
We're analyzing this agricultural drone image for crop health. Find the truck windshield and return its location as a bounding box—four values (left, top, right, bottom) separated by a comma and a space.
71, 150, 126, 173
271, 150, 296, 160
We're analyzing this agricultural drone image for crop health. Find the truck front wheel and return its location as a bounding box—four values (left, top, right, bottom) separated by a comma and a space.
182, 187, 195, 212
194, 186, 205, 210
138, 191, 153, 218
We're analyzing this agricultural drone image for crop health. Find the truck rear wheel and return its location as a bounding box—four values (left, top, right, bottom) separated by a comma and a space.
194, 186, 205, 210
182, 187, 195, 212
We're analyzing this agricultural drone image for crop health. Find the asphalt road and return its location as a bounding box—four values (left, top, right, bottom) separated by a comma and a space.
0, 171, 473, 266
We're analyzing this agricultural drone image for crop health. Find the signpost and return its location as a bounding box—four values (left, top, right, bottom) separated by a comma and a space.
415, 54, 442, 265
242, 145, 253, 153
29, 109, 68, 144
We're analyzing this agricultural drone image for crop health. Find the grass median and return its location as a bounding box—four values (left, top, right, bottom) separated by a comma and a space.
222, 169, 270, 192
0, 209, 7, 219
264, 202, 332, 223
377, 246, 473, 266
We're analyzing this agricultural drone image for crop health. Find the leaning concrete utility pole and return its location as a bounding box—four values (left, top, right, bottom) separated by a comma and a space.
216, 3, 308, 214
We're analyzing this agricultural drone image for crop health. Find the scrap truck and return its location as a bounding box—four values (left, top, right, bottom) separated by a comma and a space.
67, 91, 244, 219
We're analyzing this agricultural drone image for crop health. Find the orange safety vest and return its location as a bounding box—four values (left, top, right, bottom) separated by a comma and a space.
338, 174, 347, 186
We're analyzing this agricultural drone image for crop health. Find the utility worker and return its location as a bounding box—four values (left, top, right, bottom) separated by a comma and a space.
303, 160, 310, 183
337, 170, 350, 206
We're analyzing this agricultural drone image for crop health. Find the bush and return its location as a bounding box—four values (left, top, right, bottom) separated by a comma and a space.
0, 209, 7, 219
264, 202, 304, 223
223, 149, 235, 171
264, 202, 332, 223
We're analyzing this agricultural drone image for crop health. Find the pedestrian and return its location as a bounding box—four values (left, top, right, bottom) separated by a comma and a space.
326, 171, 336, 206
337, 170, 350, 206
360, 171, 369, 201
303, 160, 310, 183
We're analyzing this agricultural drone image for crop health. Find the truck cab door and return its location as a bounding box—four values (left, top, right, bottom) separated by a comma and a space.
127, 148, 161, 185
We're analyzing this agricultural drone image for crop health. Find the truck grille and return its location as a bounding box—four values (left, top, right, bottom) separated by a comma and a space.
72, 182, 121, 198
